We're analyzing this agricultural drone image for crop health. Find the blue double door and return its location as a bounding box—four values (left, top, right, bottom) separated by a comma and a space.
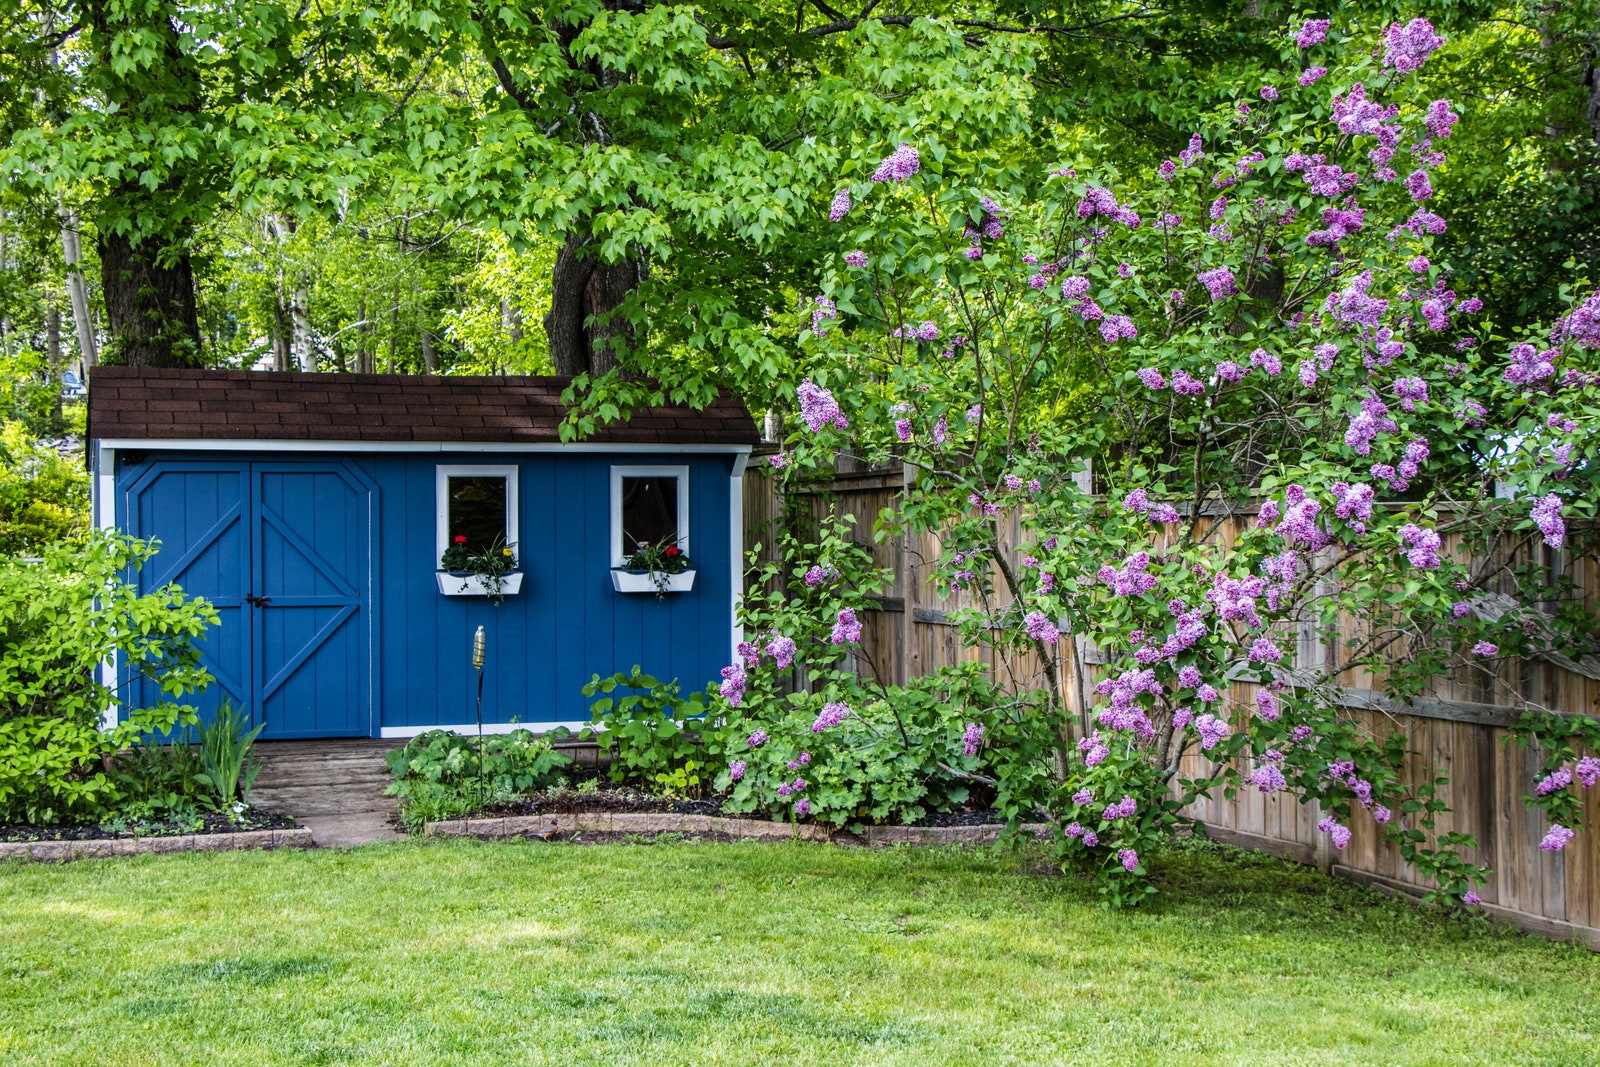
124, 460, 377, 739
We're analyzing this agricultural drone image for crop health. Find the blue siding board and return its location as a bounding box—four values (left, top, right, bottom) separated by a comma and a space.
114, 447, 738, 738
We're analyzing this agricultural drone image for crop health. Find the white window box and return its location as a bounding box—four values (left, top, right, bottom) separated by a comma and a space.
610, 568, 696, 594
436, 571, 525, 597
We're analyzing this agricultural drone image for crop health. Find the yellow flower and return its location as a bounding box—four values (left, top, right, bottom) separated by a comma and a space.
502, 548, 513, 557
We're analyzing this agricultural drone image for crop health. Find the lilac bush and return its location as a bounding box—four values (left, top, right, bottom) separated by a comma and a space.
720, 15, 1597, 905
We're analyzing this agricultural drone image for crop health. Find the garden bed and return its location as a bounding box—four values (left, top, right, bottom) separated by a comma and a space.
0, 807, 298, 843
455, 782, 1009, 831
426, 809, 1046, 846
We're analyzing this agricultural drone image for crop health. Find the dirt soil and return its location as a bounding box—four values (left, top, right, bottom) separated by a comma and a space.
0, 808, 299, 843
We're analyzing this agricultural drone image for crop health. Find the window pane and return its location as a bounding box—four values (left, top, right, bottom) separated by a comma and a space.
448, 476, 508, 555
620, 476, 678, 556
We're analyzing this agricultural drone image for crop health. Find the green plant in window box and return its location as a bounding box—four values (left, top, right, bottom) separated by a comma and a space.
439, 534, 519, 604
619, 538, 693, 598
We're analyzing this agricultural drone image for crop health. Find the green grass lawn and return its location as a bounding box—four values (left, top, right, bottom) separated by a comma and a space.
2, 837, 1597, 1066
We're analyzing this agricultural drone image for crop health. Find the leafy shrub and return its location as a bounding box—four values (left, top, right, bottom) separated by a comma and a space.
107, 736, 212, 817
0, 533, 217, 823
580, 666, 730, 797
714, 665, 996, 828
0, 422, 88, 553
384, 728, 570, 832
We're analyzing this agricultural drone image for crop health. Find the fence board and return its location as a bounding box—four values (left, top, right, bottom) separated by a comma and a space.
743, 460, 1600, 946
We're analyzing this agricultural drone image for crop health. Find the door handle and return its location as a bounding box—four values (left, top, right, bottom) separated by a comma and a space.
245, 594, 272, 607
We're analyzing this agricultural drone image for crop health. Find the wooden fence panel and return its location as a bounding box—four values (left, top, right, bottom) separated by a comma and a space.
743, 460, 1600, 946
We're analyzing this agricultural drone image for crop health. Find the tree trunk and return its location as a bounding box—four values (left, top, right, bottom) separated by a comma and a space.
45, 302, 65, 426
292, 274, 315, 372
544, 226, 641, 376
419, 325, 439, 372
97, 226, 203, 367
58, 210, 98, 371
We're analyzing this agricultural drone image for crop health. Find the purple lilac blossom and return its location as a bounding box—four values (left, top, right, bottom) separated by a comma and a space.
1195, 713, 1230, 749
728, 760, 746, 782
804, 563, 837, 587
1256, 689, 1280, 721
1296, 18, 1329, 47
1260, 85, 1279, 101
1251, 764, 1287, 794
797, 379, 846, 431
828, 188, 851, 221
1172, 370, 1206, 396
1541, 824, 1576, 851
1216, 361, 1245, 384
1575, 757, 1600, 789
1382, 18, 1444, 72
1118, 848, 1140, 872
1137, 367, 1167, 390
766, 634, 797, 669
830, 608, 862, 645
871, 143, 921, 183
811, 702, 851, 732
960, 722, 985, 757
1531, 494, 1566, 549
1317, 816, 1353, 850
1536, 767, 1573, 796
1198, 266, 1238, 301
1299, 65, 1328, 87
1024, 611, 1061, 645
1082, 830, 1099, 847
844, 250, 868, 268
1400, 524, 1444, 568
747, 728, 768, 748
1471, 641, 1498, 657
1250, 348, 1282, 376
719, 664, 746, 706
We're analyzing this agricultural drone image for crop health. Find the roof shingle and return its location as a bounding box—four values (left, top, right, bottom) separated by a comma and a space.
88, 368, 759, 447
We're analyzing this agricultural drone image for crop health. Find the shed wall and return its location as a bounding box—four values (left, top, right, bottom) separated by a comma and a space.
114, 449, 739, 735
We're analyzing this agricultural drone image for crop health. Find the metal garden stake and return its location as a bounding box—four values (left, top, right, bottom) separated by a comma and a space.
473, 625, 486, 786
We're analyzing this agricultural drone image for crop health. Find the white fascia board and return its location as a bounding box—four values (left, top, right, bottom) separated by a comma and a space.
97, 446, 119, 730
96, 439, 755, 457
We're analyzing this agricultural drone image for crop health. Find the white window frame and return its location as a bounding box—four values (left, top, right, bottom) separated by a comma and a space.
436, 464, 520, 567
610, 465, 690, 567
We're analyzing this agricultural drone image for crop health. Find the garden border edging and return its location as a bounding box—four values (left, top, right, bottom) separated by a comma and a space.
425, 811, 1049, 846
0, 828, 313, 863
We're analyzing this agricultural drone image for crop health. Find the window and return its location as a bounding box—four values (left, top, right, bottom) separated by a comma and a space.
610, 465, 689, 566
436, 465, 519, 564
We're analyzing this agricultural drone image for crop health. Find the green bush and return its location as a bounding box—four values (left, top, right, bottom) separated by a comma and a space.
384, 728, 571, 832
580, 666, 731, 797
0, 421, 88, 553
0, 532, 218, 823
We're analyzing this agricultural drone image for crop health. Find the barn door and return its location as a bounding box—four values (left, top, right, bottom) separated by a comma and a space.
124, 462, 253, 727
251, 463, 375, 739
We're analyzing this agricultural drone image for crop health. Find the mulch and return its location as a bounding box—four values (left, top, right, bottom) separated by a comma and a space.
0, 808, 299, 843
465, 783, 1006, 829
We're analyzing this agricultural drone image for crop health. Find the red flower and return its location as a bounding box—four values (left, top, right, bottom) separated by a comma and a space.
454, 535, 467, 544
665, 545, 679, 557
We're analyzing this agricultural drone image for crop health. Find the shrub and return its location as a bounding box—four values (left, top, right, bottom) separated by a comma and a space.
580, 666, 730, 797
384, 728, 570, 832
0, 421, 88, 553
0, 532, 217, 823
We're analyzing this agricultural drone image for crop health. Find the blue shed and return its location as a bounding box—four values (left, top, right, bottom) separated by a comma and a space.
87, 368, 757, 739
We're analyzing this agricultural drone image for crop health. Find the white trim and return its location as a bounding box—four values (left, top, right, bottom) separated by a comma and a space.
610, 568, 696, 594
380, 720, 589, 739
436, 464, 519, 567
97, 438, 754, 456
97, 446, 119, 730
730, 452, 748, 665
610, 464, 690, 568
437, 571, 525, 597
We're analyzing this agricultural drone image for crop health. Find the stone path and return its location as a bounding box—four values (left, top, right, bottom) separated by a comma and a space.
251, 739, 406, 847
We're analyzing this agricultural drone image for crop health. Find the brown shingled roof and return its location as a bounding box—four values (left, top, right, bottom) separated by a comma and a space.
88, 368, 759, 447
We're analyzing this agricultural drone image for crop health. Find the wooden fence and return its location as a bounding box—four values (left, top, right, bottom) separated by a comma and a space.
743, 456, 1600, 947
